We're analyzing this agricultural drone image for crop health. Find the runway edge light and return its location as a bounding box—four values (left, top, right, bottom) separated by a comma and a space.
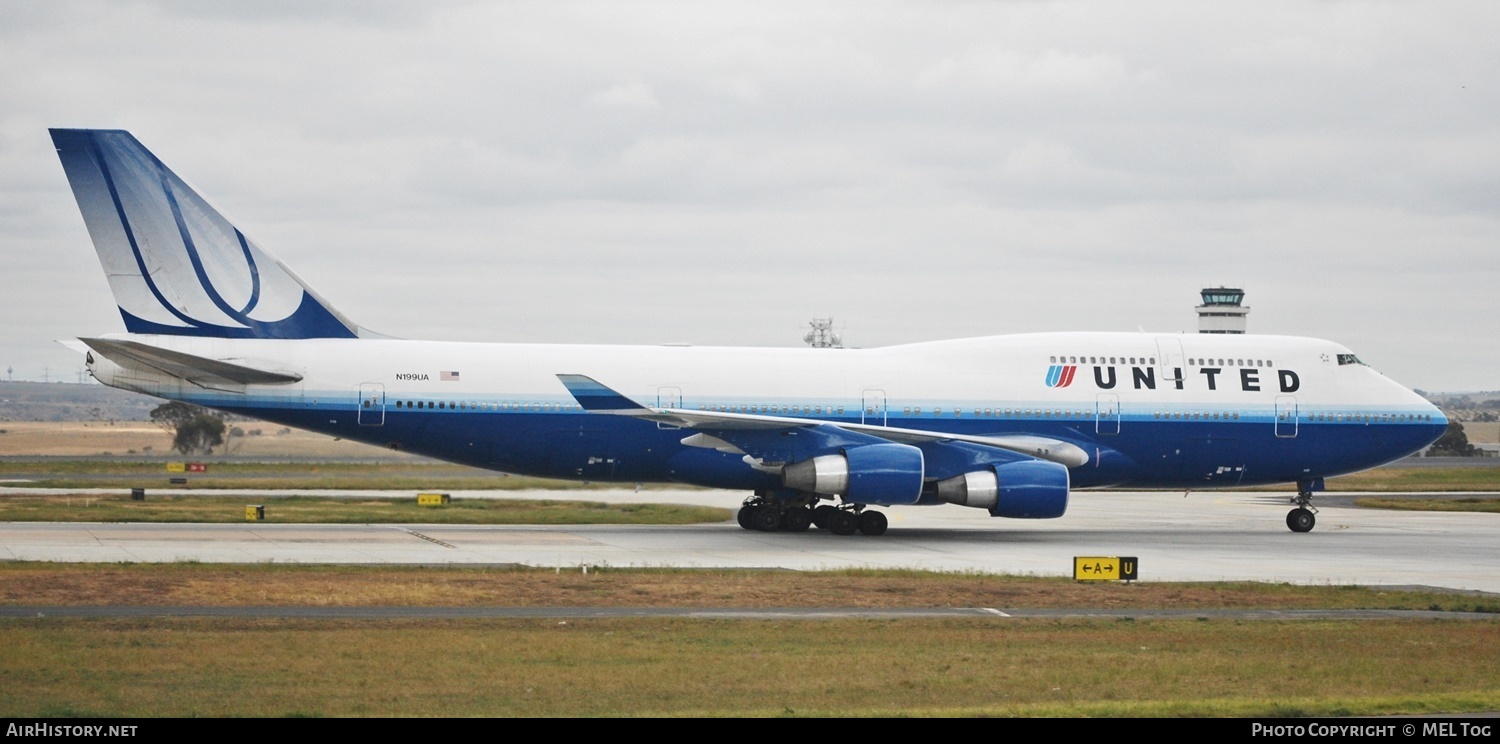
1074, 556, 1138, 582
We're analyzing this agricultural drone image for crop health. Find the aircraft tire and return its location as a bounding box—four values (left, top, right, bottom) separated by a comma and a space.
782, 507, 813, 533
752, 505, 783, 532
857, 510, 888, 536
812, 505, 838, 530
830, 510, 859, 536
737, 505, 757, 530
1286, 507, 1316, 533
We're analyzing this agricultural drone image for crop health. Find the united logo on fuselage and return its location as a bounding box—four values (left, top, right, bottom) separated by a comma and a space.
1044, 362, 1302, 393
1045, 365, 1077, 388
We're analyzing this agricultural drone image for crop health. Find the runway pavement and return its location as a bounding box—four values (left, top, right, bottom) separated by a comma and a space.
2, 488, 1498, 593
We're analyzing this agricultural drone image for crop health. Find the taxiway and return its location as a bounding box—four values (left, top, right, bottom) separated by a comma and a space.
1, 488, 1497, 593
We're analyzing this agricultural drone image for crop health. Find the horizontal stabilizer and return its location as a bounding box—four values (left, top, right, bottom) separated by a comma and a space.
81, 337, 303, 388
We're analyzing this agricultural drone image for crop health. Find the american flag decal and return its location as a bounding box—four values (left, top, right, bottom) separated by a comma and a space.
441, 371, 461, 382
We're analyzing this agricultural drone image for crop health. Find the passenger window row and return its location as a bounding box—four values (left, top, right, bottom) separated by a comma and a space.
1049, 355, 1157, 365
392, 400, 575, 412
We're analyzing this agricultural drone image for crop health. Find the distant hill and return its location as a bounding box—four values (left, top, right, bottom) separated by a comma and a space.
0, 381, 159, 422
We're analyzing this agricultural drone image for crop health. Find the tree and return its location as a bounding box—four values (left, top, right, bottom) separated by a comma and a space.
1428, 421, 1479, 457
149, 402, 227, 455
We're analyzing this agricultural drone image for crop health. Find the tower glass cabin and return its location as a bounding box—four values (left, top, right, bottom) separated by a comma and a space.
1196, 286, 1249, 334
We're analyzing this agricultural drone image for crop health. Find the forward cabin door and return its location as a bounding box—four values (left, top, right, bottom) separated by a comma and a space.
1095, 393, 1120, 435
1275, 395, 1299, 438
862, 390, 887, 426
657, 387, 682, 430
357, 383, 385, 426
1155, 337, 1185, 388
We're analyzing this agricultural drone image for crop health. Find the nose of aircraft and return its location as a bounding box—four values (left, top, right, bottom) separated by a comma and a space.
1402, 385, 1449, 456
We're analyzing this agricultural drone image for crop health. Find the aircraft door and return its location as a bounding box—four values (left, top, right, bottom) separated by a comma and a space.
1155, 337, 1185, 387
357, 383, 385, 426
657, 387, 682, 430
1095, 394, 1120, 435
862, 390, 887, 426
1275, 396, 1298, 438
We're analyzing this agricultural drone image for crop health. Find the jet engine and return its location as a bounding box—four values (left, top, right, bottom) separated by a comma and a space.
782, 443, 924, 505
933, 459, 1069, 518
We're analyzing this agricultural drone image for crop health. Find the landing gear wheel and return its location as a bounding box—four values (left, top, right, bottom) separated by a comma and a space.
829, 510, 859, 536
752, 505, 782, 532
781, 507, 813, 533
812, 505, 838, 530
1287, 486, 1318, 533
736, 504, 757, 531
857, 510, 888, 536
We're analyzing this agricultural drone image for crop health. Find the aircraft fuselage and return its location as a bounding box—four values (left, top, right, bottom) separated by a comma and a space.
86, 330, 1446, 493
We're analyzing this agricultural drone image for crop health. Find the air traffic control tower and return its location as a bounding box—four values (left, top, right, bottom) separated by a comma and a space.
1196, 286, 1249, 334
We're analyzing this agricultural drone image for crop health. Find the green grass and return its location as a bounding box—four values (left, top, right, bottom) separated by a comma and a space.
2, 566, 1495, 716
0, 493, 732, 525
0, 460, 630, 490
0, 617, 1495, 717
1355, 497, 1500, 514
1325, 466, 1500, 492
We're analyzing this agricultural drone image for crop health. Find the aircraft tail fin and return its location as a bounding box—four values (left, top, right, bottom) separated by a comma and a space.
50, 128, 360, 339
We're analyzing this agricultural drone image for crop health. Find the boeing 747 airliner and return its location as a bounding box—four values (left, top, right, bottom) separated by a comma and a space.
50, 129, 1447, 535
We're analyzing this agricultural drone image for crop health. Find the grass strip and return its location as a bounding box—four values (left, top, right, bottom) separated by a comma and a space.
0, 493, 731, 525
1355, 497, 1500, 513
3, 564, 1498, 612
0, 460, 648, 490
0, 616, 1495, 717
1325, 466, 1500, 492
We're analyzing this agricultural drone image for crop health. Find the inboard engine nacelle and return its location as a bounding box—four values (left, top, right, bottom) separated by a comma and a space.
782, 443, 925, 505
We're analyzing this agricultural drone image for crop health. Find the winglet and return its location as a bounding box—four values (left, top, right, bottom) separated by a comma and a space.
556, 374, 652, 412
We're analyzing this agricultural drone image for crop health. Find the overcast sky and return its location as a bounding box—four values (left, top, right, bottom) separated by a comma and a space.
2, 1, 1496, 391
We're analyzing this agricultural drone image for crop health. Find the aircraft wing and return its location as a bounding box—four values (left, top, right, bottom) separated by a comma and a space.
556, 374, 1089, 468
81, 337, 304, 391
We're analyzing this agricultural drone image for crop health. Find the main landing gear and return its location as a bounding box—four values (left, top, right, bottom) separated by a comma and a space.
737, 496, 888, 536
1286, 489, 1317, 533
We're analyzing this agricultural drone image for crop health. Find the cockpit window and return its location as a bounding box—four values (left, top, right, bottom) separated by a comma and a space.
1337, 354, 1363, 366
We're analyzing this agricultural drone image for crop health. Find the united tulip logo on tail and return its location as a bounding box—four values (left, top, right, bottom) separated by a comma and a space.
1045, 365, 1076, 388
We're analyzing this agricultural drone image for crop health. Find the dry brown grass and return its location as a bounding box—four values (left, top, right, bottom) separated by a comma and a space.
0, 421, 412, 459
0, 564, 1488, 611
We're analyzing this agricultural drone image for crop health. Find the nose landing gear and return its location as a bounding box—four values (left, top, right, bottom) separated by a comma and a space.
1286, 485, 1318, 533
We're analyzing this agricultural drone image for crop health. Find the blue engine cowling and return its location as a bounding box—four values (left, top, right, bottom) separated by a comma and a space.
782, 442, 925, 505
989, 459, 1069, 518
934, 459, 1070, 518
